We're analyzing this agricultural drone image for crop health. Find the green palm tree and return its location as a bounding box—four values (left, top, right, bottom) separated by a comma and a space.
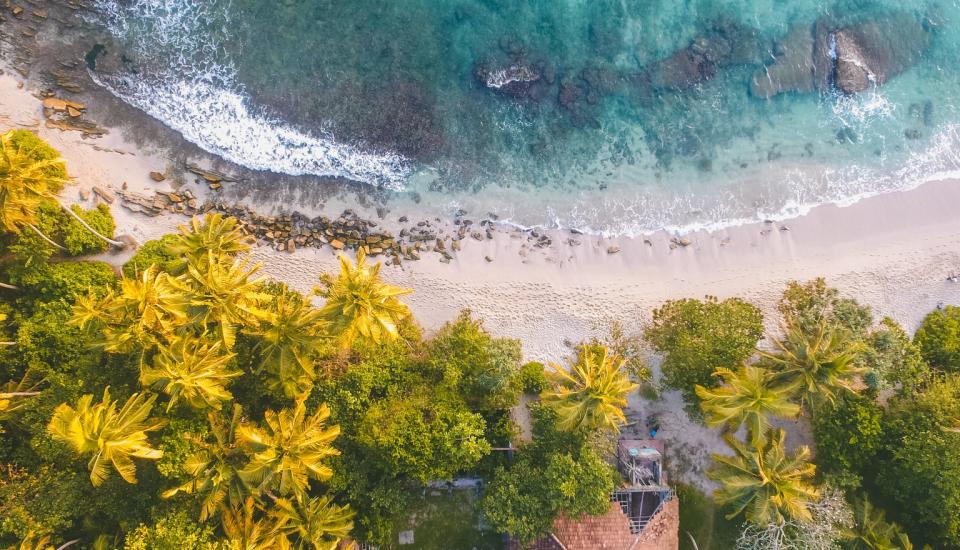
162, 405, 251, 521
140, 335, 241, 411
760, 319, 866, 410
169, 213, 253, 273
172, 253, 269, 349
695, 365, 800, 445
0, 129, 124, 249
841, 498, 913, 550
541, 344, 639, 433
247, 289, 329, 398
71, 266, 189, 354
708, 428, 819, 525
47, 388, 165, 486
238, 401, 341, 500
271, 495, 354, 550
221, 497, 285, 550
313, 249, 412, 348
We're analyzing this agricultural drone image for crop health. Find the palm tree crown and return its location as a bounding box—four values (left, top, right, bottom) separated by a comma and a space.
541, 344, 639, 433
696, 365, 801, 445
761, 319, 866, 409
47, 388, 165, 486
247, 289, 329, 398
271, 495, 354, 550
313, 249, 412, 348
170, 213, 253, 272
238, 401, 341, 500
0, 129, 68, 235
708, 428, 819, 526
140, 335, 240, 411
221, 497, 285, 550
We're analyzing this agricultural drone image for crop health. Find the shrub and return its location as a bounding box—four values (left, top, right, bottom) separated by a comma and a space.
61, 204, 115, 256
914, 306, 960, 372
517, 361, 547, 393
123, 235, 180, 277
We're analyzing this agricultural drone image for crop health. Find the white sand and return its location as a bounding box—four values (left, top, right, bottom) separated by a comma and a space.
5, 71, 960, 485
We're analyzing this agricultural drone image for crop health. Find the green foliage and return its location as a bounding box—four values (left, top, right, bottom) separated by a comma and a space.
356, 393, 490, 483
4, 130, 67, 186
778, 278, 873, 338
676, 483, 740, 550
863, 318, 931, 393
122, 235, 180, 277
517, 361, 547, 393
913, 305, 960, 372
123, 508, 224, 550
645, 296, 763, 409
481, 407, 618, 545
61, 204, 115, 256
15, 261, 115, 305
425, 311, 524, 412
155, 416, 208, 479
812, 394, 882, 490
872, 375, 960, 547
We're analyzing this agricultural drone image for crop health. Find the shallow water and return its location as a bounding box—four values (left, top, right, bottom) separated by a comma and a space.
90, 0, 960, 234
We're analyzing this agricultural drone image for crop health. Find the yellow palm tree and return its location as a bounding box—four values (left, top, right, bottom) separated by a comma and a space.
172, 253, 269, 349
271, 495, 354, 550
0, 129, 123, 249
313, 249, 412, 348
541, 344, 639, 433
162, 405, 251, 521
761, 319, 866, 410
708, 428, 819, 525
695, 365, 801, 445
221, 497, 286, 550
0, 370, 42, 432
140, 335, 241, 411
71, 266, 189, 354
47, 388, 165, 486
170, 213, 253, 273
238, 401, 341, 500
247, 289, 329, 398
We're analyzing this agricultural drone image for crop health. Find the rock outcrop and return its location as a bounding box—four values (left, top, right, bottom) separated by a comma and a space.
750, 23, 816, 98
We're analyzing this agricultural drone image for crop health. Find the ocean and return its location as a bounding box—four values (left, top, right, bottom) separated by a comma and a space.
88, 0, 960, 235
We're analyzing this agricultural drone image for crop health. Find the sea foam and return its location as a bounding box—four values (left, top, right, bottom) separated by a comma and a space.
91, 0, 411, 189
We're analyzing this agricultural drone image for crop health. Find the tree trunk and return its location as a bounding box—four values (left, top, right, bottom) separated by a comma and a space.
0, 342, 15, 346
0, 282, 18, 290
0, 391, 40, 397
24, 222, 67, 251
61, 204, 125, 248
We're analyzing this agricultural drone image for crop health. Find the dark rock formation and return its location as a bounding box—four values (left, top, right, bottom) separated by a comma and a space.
648, 19, 765, 90
473, 60, 543, 98
833, 14, 931, 94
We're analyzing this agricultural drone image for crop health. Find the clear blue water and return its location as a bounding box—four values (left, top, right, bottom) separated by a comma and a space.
91, 0, 960, 234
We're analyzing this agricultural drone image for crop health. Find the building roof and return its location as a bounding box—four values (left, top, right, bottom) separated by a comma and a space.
550, 503, 639, 550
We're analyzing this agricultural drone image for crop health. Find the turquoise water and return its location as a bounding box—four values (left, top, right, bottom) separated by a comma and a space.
91, 0, 960, 234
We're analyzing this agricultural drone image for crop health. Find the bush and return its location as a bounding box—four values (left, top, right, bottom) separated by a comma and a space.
61, 204, 115, 256
123, 235, 181, 277
517, 361, 547, 393
778, 278, 873, 338
914, 306, 960, 372
812, 394, 882, 489
863, 317, 931, 393
644, 296, 763, 409
124, 509, 224, 550
21, 261, 115, 305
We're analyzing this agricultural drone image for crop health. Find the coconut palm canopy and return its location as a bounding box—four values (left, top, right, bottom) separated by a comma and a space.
761, 319, 866, 409
708, 428, 819, 526
0, 129, 68, 234
271, 495, 354, 550
140, 335, 241, 411
170, 213, 253, 272
313, 249, 412, 348
47, 388, 165, 486
238, 401, 341, 500
541, 344, 639, 433
696, 365, 801, 445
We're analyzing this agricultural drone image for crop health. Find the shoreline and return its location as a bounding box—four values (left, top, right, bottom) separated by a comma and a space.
2, 70, 960, 363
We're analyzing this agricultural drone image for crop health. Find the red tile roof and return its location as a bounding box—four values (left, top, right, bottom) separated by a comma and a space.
550, 503, 639, 550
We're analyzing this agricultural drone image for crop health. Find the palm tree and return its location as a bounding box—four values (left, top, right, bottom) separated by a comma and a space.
140, 335, 241, 411
169, 213, 253, 273
695, 365, 800, 445
47, 388, 165, 486
541, 344, 639, 433
238, 401, 340, 500
841, 498, 901, 550
163, 405, 251, 521
172, 253, 268, 349
313, 249, 412, 348
271, 495, 354, 550
760, 319, 866, 410
247, 289, 329, 398
0, 129, 124, 249
221, 497, 286, 550
708, 428, 819, 525
71, 266, 189, 354
0, 370, 41, 431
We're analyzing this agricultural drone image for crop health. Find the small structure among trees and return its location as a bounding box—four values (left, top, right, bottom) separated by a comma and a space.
510, 438, 678, 550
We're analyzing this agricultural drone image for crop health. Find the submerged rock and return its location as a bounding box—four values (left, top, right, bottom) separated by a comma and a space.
750, 23, 816, 98
648, 19, 764, 90
832, 14, 931, 94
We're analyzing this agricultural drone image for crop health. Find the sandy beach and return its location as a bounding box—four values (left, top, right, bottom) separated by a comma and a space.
3, 71, 960, 365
